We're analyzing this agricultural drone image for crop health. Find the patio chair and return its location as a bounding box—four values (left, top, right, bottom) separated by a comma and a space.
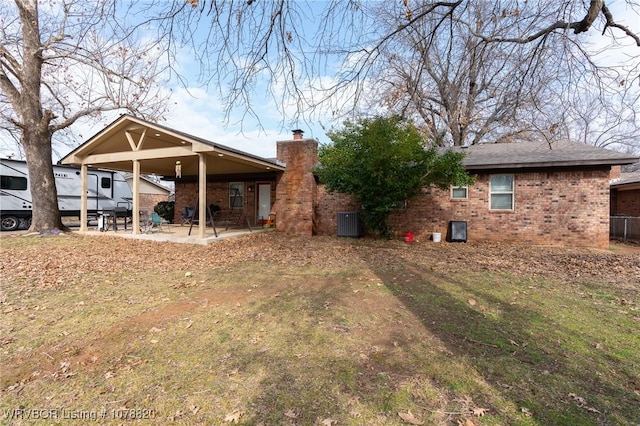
180, 206, 195, 226
150, 211, 163, 232
139, 210, 151, 233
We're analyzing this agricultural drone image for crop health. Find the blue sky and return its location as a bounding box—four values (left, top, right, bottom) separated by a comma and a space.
95, 0, 342, 160
1, 1, 638, 161
0, 1, 338, 161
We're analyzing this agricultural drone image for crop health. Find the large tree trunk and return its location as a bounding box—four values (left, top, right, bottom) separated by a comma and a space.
22, 128, 65, 232
16, 0, 65, 232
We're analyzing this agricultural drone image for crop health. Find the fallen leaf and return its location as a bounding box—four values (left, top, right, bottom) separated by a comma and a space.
468, 299, 477, 306
149, 327, 163, 333
398, 410, 424, 425
284, 409, 298, 419
472, 407, 488, 416
321, 418, 337, 425
224, 410, 243, 423
568, 393, 601, 413
520, 407, 532, 417
568, 393, 587, 405
347, 396, 360, 406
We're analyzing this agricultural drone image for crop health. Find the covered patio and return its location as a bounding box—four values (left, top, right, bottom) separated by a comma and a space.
60, 115, 285, 242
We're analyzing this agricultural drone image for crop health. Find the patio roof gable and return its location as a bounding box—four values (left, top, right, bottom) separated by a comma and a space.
59, 115, 285, 177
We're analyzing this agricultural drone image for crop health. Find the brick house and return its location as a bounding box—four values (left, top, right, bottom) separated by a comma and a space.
124, 174, 172, 213
61, 115, 637, 247
61, 115, 285, 238
312, 140, 638, 249
610, 163, 640, 217
172, 130, 313, 233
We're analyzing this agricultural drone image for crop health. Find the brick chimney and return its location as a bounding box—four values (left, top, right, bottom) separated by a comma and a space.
273, 130, 318, 236
292, 129, 304, 140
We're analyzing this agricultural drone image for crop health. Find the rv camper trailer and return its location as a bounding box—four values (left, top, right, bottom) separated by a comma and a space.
0, 159, 132, 231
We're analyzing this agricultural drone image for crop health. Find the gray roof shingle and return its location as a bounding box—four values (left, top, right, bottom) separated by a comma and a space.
450, 140, 638, 170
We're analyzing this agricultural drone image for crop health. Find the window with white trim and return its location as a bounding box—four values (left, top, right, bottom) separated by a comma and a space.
489, 174, 514, 210
450, 185, 468, 199
229, 182, 244, 209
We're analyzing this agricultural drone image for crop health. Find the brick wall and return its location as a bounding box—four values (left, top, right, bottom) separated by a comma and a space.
138, 193, 169, 214
613, 189, 640, 216
314, 168, 613, 248
611, 165, 621, 180
314, 186, 359, 236
173, 180, 272, 225
385, 168, 612, 248
273, 138, 318, 235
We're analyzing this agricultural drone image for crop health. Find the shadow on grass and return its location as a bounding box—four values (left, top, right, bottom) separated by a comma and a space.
211, 278, 453, 425
363, 254, 639, 425
210, 279, 371, 425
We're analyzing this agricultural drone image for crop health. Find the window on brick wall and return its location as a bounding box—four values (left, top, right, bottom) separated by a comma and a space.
451, 185, 468, 199
229, 182, 244, 209
489, 174, 514, 210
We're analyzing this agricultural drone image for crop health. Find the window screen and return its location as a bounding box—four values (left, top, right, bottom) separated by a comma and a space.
490, 174, 514, 210
451, 186, 468, 199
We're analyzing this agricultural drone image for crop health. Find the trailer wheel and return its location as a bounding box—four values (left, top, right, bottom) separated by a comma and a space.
1, 216, 20, 231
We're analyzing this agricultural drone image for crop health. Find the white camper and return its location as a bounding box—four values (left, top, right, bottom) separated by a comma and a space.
0, 159, 132, 231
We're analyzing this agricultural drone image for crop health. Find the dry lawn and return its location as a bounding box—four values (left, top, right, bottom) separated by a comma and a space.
1, 232, 639, 425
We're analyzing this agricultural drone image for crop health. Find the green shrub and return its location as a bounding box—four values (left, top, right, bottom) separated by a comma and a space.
315, 115, 472, 238
154, 201, 175, 223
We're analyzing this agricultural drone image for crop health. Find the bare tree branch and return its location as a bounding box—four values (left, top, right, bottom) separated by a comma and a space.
0, 0, 171, 231
602, 4, 640, 45
471, 1, 639, 46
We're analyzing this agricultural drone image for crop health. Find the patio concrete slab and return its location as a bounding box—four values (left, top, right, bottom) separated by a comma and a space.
74, 223, 273, 245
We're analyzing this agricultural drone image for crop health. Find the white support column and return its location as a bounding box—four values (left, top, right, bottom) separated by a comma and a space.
132, 160, 141, 234
80, 164, 88, 232
198, 153, 207, 239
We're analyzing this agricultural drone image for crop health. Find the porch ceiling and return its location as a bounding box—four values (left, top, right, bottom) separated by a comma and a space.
59, 114, 285, 177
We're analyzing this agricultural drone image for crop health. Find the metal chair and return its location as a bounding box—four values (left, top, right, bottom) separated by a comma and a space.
150, 211, 163, 232
139, 210, 151, 233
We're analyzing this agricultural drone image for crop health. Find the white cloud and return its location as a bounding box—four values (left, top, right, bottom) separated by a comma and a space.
162, 85, 328, 158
